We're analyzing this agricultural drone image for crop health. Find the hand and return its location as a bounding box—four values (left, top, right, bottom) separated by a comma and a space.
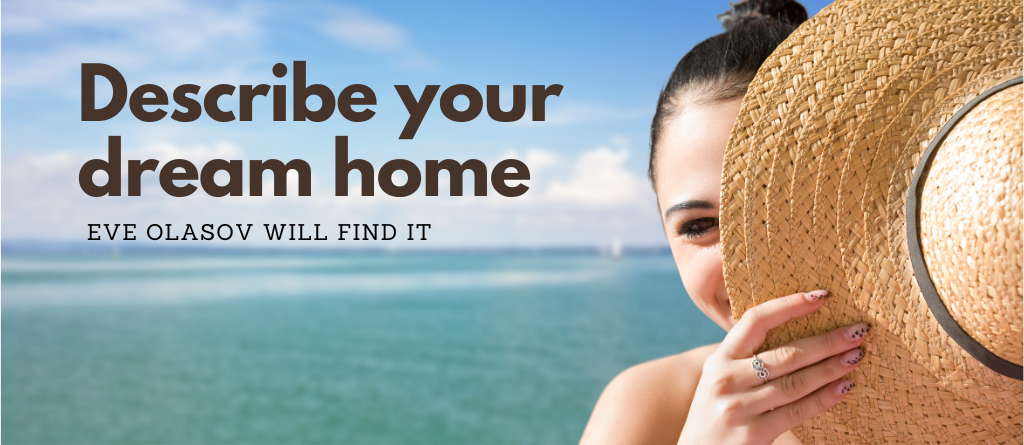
677, 290, 867, 445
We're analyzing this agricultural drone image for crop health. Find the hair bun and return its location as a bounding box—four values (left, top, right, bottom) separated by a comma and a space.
717, 0, 808, 31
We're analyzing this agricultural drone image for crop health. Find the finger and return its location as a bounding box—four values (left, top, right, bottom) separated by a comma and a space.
759, 379, 857, 437
720, 289, 830, 358
753, 323, 869, 379
748, 348, 864, 412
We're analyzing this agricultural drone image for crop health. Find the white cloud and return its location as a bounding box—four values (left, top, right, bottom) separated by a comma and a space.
2, 0, 258, 46
134, 141, 243, 163
2, 0, 261, 92
495, 147, 561, 188
322, 11, 409, 52
3, 1, 439, 93
2, 0, 182, 33
546, 147, 643, 205
319, 7, 436, 71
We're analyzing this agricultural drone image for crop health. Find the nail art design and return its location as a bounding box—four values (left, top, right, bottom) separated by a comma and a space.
843, 349, 864, 366
839, 381, 856, 394
806, 290, 829, 300
846, 325, 868, 340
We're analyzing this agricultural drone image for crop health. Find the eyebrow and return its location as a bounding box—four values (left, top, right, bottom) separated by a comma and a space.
663, 200, 715, 220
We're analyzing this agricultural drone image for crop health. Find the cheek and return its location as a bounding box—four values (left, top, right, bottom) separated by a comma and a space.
673, 243, 725, 310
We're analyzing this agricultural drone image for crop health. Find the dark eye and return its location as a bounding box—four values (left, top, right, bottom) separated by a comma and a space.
677, 217, 719, 239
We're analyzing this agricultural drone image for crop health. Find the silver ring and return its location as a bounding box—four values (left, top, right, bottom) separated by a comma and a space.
751, 355, 769, 381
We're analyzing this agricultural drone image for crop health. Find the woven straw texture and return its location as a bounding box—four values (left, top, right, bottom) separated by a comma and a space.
720, 0, 1023, 443
920, 84, 1023, 367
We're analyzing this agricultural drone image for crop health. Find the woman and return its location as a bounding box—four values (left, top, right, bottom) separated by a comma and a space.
580, 1, 869, 444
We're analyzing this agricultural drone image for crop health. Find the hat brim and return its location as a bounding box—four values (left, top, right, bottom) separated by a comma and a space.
722, 0, 1024, 443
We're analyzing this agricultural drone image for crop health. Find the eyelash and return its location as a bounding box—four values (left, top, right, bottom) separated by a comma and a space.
677, 217, 719, 239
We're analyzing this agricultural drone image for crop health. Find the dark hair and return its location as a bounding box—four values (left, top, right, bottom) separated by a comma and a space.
648, 0, 807, 185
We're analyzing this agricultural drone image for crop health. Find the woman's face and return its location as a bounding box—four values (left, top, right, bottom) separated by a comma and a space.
653, 97, 743, 331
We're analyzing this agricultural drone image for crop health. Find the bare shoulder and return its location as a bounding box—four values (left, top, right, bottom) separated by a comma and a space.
579, 343, 720, 445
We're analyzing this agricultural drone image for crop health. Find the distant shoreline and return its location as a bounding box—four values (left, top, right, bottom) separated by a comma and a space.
0, 240, 672, 256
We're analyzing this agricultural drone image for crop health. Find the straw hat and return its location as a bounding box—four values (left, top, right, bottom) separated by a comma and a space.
721, 0, 1023, 443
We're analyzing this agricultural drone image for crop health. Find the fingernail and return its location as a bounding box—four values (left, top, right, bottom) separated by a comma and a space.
805, 290, 829, 301
844, 324, 869, 341
835, 380, 856, 396
841, 348, 864, 366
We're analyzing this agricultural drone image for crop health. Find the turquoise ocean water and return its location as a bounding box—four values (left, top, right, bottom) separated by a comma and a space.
2, 251, 725, 444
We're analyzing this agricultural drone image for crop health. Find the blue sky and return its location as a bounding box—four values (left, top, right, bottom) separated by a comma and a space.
1, 0, 833, 248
